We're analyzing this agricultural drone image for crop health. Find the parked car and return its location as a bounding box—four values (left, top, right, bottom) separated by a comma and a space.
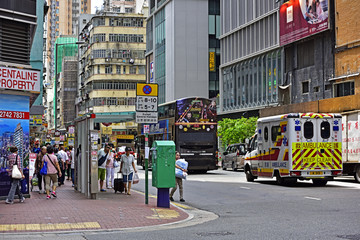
222, 143, 246, 171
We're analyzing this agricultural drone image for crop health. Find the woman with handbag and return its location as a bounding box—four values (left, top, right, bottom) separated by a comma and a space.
5, 146, 25, 204
42, 145, 62, 199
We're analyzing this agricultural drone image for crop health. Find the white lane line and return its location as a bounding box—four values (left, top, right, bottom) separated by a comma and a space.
240, 187, 251, 190
305, 196, 321, 201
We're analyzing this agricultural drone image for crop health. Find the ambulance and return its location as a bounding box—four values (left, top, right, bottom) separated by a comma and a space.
244, 113, 342, 186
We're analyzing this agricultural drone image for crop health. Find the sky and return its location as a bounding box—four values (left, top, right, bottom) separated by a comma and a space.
92, 0, 104, 13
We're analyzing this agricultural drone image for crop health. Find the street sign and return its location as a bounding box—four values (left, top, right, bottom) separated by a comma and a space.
136, 96, 158, 112
136, 83, 158, 96
136, 112, 158, 124
144, 125, 149, 134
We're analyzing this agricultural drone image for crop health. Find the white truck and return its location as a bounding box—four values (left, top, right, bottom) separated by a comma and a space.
341, 111, 360, 182
244, 113, 343, 186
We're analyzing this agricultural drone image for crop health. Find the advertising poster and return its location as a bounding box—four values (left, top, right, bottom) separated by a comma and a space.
176, 98, 217, 124
0, 94, 30, 197
280, 0, 329, 46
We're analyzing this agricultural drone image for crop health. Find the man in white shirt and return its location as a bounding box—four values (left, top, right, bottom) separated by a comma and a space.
98, 144, 111, 192
58, 145, 68, 185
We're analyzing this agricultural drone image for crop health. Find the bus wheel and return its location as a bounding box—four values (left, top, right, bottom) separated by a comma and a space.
276, 172, 285, 185
354, 165, 360, 183
245, 169, 255, 182
312, 179, 327, 186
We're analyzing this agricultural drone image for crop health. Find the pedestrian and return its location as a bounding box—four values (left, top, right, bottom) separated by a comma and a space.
170, 152, 187, 202
105, 146, 115, 189
34, 146, 47, 194
42, 145, 62, 199
98, 144, 111, 192
119, 147, 137, 195
5, 146, 25, 204
70, 146, 75, 187
66, 147, 72, 181
57, 145, 68, 185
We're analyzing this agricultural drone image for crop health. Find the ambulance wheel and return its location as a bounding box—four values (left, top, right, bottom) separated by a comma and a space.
276, 172, 285, 185
354, 165, 360, 183
245, 169, 255, 182
312, 179, 327, 186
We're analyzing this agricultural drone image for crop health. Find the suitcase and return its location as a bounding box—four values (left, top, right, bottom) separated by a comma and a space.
114, 173, 124, 193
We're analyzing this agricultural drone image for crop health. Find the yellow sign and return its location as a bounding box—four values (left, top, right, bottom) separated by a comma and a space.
102, 126, 112, 135
137, 83, 158, 96
209, 52, 215, 72
116, 135, 134, 140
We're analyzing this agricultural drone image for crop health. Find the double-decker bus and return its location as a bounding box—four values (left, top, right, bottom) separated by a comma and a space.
136, 97, 218, 173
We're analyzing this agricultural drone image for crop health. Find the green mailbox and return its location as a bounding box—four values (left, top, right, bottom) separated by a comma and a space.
152, 140, 176, 188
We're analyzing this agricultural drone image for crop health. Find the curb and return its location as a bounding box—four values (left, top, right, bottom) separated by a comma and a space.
1, 191, 218, 238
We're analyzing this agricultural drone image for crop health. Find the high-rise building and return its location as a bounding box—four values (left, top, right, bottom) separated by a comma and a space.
77, 4, 148, 137
45, 0, 91, 91
146, 0, 220, 104
219, 1, 283, 119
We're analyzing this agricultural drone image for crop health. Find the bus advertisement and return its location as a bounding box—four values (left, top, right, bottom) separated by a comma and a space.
136, 97, 218, 173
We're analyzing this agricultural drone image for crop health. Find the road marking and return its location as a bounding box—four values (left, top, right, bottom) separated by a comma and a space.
172, 202, 193, 209
304, 196, 321, 201
240, 187, 251, 189
0, 222, 100, 232
146, 208, 180, 220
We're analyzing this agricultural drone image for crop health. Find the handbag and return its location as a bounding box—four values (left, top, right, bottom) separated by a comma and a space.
132, 172, 139, 184
113, 160, 120, 168
98, 153, 108, 166
11, 155, 22, 179
40, 161, 47, 175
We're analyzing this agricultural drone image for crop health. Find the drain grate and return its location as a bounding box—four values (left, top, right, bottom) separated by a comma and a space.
196, 231, 234, 237
338, 234, 360, 240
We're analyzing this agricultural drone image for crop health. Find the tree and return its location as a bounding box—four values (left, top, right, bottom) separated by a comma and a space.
218, 117, 258, 148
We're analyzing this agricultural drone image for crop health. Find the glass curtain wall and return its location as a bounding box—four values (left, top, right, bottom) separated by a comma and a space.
155, 8, 166, 103
222, 49, 283, 111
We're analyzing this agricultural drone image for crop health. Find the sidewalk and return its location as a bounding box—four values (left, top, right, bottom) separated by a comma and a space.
0, 180, 189, 233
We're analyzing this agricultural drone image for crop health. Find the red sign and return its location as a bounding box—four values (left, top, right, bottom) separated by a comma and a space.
279, 0, 329, 46
0, 66, 41, 92
0, 110, 29, 119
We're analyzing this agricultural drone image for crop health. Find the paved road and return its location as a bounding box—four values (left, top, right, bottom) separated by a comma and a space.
5, 169, 360, 240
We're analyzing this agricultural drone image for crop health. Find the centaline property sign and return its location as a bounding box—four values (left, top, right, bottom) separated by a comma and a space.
0, 66, 41, 93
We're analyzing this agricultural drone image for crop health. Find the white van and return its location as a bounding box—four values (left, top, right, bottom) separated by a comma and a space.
244, 113, 342, 186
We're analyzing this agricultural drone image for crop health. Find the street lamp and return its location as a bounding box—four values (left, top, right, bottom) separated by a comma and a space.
54, 41, 85, 130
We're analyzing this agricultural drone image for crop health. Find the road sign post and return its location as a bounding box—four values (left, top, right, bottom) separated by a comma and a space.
136, 83, 158, 205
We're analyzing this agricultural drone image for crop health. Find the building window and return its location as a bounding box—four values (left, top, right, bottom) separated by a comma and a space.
92, 49, 107, 58
92, 34, 106, 43
138, 66, 145, 74
125, 8, 133, 13
116, 65, 122, 74
130, 66, 136, 74
297, 40, 314, 69
109, 34, 143, 43
97, 65, 100, 74
334, 81, 354, 97
105, 65, 112, 74
123, 66, 126, 74
302, 81, 309, 94
93, 18, 105, 26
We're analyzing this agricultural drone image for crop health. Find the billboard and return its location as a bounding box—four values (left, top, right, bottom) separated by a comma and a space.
0, 94, 30, 197
280, 0, 329, 46
0, 66, 41, 93
176, 98, 217, 124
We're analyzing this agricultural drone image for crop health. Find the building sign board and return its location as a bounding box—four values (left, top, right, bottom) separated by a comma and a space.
0, 66, 41, 92
209, 52, 215, 72
279, 0, 329, 46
